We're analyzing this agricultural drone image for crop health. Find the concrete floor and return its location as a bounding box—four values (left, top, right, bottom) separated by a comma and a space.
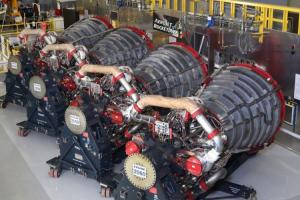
0, 104, 300, 200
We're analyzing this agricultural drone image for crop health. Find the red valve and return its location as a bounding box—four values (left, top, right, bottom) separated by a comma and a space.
125, 141, 141, 156
109, 110, 123, 125
61, 75, 77, 92
70, 100, 79, 107
124, 129, 132, 139
185, 156, 203, 177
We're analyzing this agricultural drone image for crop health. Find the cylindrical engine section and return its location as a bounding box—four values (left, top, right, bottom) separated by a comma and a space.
88, 27, 153, 67
198, 64, 285, 152
58, 17, 112, 49
133, 42, 208, 97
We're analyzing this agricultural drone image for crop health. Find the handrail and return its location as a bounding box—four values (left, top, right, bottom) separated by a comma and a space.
0, 19, 64, 66
0, 19, 64, 36
211, 0, 300, 13
150, 0, 300, 36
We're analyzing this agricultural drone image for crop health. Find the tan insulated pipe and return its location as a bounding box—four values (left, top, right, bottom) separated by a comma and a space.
40, 44, 86, 67
19, 29, 45, 38
77, 64, 139, 102
19, 29, 46, 44
41, 43, 75, 54
134, 95, 201, 115
132, 95, 224, 171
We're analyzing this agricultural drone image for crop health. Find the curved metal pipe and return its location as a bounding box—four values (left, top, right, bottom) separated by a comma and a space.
135, 95, 200, 114
206, 168, 227, 187
199, 168, 227, 191
19, 29, 45, 38
132, 95, 224, 172
40, 44, 86, 67
77, 64, 139, 102
134, 95, 217, 137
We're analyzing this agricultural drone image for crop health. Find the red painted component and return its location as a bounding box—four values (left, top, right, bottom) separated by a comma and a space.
170, 42, 208, 77
82, 132, 89, 138
55, 9, 62, 17
125, 141, 141, 156
124, 130, 132, 139
112, 73, 125, 84
67, 48, 77, 61
60, 75, 77, 92
183, 111, 191, 122
191, 108, 205, 119
127, 88, 137, 97
133, 103, 142, 113
199, 179, 209, 192
148, 187, 158, 194
70, 100, 79, 107
92, 16, 113, 29
207, 129, 220, 140
202, 76, 213, 85
126, 26, 154, 49
109, 110, 123, 125
185, 191, 195, 200
185, 156, 202, 177
231, 63, 286, 147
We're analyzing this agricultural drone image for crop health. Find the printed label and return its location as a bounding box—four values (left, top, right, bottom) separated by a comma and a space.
155, 121, 170, 136
10, 62, 18, 70
133, 164, 147, 179
33, 83, 41, 92
70, 115, 80, 126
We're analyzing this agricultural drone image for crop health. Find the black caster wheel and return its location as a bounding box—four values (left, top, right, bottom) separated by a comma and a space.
18, 127, 30, 137
48, 167, 54, 177
0, 101, 7, 109
53, 168, 61, 178
48, 167, 61, 178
